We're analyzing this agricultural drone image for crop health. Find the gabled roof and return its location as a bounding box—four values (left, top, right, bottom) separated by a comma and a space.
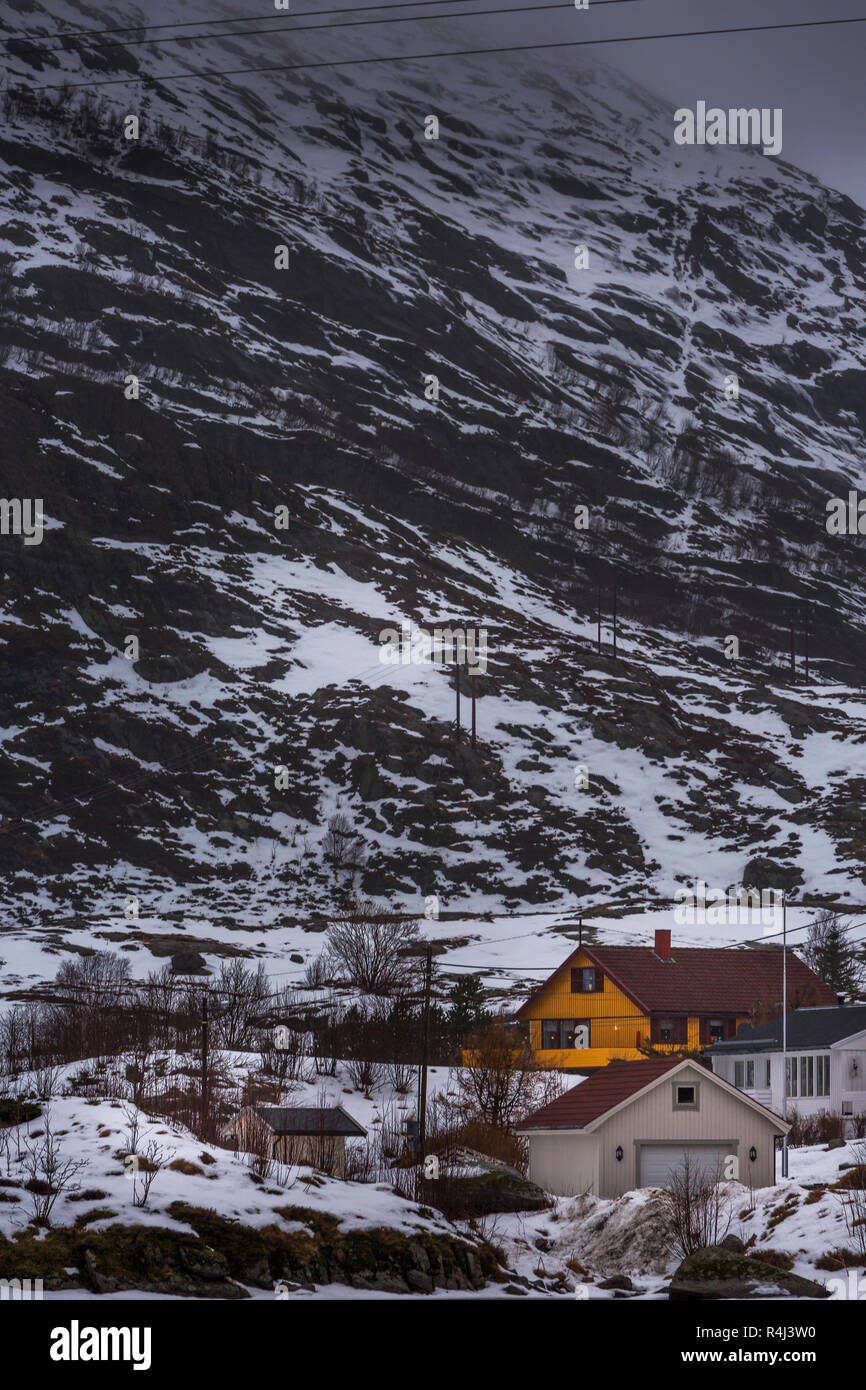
517, 1058, 788, 1133
258, 1106, 366, 1137
516, 943, 836, 1018
517, 1059, 681, 1130
706, 1004, 866, 1055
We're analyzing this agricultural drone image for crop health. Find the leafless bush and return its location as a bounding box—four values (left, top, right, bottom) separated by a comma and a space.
345, 1055, 384, 1094
210, 960, 271, 1049
322, 812, 366, 872
456, 1017, 539, 1130
787, 1108, 845, 1146
131, 1139, 165, 1208
324, 898, 420, 996
302, 954, 332, 989
387, 1060, 416, 1094
836, 1142, 866, 1260
658, 1155, 732, 1260
21, 1117, 86, 1227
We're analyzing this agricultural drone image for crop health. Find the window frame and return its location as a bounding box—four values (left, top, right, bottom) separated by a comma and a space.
570, 966, 604, 994
673, 1080, 700, 1110
541, 1018, 590, 1049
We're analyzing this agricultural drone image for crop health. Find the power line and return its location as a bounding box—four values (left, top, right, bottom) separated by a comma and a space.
4, 0, 654, 53
32, 12, 866, 92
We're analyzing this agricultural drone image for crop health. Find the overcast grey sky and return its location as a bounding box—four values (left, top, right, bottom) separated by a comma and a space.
39, 0, 866, 206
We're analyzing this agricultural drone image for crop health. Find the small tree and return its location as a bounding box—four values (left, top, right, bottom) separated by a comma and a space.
804, 911, 862, 997
447, 975, 491, 1044
322, 813, 366, 872
456, 1017, 538, 1130
324, 898, 420, 996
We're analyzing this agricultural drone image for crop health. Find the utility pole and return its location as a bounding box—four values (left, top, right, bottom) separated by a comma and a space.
804, 608, 810, 680
201, 990, 209, 1132
470, 674, 477, 749
781, 896, 788, 1179
418, 944, 433, 1165
454, 659, 461, 739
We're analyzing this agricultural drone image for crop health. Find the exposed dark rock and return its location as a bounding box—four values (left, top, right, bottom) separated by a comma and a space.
669, 1245, 831, 1300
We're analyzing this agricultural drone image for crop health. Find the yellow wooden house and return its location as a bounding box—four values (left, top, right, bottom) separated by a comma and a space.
516, 929, 836, 1070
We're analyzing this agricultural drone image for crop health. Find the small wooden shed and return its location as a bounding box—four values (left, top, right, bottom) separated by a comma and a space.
232, 1105, 366, 1176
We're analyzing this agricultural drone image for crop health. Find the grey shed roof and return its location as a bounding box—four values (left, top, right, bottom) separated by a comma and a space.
258, 1106, 366, 1137
706, 1005, 866, 1056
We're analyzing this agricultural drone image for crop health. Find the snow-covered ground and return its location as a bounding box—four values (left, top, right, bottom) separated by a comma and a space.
0, 903, 820, 1019
1, 1053, 862, 1301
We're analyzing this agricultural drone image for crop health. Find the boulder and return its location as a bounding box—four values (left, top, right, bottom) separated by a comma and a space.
170, 949, 207, 975
719, 1233, 745, 1254
437, 1168, 549, 1215
597, 1274, 634, 1291
669, 1245, 831, 1300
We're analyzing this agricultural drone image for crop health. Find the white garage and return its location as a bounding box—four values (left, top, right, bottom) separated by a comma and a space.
518, 1057, 788, 1199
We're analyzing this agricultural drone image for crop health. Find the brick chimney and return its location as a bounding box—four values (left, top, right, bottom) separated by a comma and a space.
655, 928, 671, 960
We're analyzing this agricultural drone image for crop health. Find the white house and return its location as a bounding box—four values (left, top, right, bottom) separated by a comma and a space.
706, 1004, 866, 1131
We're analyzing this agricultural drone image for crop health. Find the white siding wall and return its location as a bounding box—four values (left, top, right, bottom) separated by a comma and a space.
593, 1063, 782, 1197
527, 1132, 599, 1196
834, 1046, 866, 1122
527, 1064, 784, 1198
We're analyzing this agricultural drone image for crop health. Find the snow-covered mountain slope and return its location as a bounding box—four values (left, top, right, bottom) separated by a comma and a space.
1, 0, 866, 942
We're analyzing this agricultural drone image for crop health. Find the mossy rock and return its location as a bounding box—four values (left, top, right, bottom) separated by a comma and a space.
669, 1245, 830, 1300
424, 1169, 549, 1216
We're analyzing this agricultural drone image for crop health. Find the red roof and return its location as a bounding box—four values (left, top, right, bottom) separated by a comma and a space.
516, 944, 836, 1018
518, 1059, 681, 1131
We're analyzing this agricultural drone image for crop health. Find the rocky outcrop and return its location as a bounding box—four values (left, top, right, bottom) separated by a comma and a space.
669, 1245, 831, 1300
0, 1206, 498, 1298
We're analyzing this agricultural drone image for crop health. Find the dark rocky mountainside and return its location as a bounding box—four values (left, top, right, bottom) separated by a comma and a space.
1, 0, 865, 937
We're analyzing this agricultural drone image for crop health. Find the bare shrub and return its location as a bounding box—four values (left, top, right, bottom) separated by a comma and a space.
387, 1060, 416, 1094
322, 813, 366, 872
324, 898, 420, 996
21, 1117, 86, 1227
345, 1055, 384, 1094
835, 1141, 866, 1261
788, 1108, 845, 1147
456, 1017, 538, 1129
211, 960, 271, 1050
658, 1155, 732, 1260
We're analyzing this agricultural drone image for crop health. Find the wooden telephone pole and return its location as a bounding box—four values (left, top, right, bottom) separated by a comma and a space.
471, 674, 477, 748
454, 659, 461, 737
200, 991, 209, 1131
418, 944, 433, 1163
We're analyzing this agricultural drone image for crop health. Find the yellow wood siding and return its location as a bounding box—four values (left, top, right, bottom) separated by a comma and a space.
524, 950, 747, 1066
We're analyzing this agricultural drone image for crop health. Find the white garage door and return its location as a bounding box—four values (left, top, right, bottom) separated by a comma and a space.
639, 1144, 730, 1188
